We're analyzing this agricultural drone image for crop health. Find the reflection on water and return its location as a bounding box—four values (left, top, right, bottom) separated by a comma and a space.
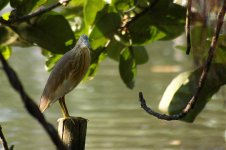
0, 41, 225, 150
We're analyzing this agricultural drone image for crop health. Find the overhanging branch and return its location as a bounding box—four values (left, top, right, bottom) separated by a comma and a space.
0, 54, 66, 150
0, 0, 70, 26
139, 0, 226, 120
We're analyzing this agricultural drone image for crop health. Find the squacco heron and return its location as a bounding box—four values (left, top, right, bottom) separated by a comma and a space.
39, 35, 90, 118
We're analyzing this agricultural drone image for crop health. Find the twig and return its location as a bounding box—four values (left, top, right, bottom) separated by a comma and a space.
0, 125, 9, 150
139, 0, 226, 120
185, 0, 192, 55
0, 54, 66, 150
125, 0, 159, 28
0, 0, 70, 25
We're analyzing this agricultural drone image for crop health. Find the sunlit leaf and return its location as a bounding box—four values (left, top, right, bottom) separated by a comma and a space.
14, 12, 75, 54
0, 46, 12, 60
84, 48, 106, 80
89, 12, 121, 49
45, 54, 62, 71
119, 47, 136, 89
84, 0, 105, 26
2, 12, 10, 20
111, 0, 134, 12
70, 0, 85, 6
159, 64, 226, 122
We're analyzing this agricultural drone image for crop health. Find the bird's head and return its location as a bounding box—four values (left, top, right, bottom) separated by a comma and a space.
77, 34, 90, 50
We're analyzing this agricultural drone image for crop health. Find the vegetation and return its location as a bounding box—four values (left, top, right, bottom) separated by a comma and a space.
0, 0, 226, 149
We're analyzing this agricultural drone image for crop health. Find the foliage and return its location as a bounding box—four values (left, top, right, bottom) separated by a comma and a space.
159, 64, 226, 122
0, 0, 186, 88
1, 0, 225, 122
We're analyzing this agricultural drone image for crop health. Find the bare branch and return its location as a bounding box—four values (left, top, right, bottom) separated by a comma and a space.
0, 54, 66, 150
139, 0, 226, 120
139, 92, 185, 120
185, 0, 192, 55
0, 125, 9, 150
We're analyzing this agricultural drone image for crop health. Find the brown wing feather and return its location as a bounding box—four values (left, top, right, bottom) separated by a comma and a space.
39, 46, 90, 112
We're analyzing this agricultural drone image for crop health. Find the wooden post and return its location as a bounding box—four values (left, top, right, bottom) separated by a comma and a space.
58, 117, 87, 150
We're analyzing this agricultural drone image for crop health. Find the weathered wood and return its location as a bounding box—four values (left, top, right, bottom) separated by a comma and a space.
58, 117, 87, 150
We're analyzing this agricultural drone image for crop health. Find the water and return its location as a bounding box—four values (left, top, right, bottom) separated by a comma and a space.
0, 41, 225, 150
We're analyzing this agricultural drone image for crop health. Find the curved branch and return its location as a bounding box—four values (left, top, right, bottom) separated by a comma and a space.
139, 0, 226, 120
139, 92, 185, 120
0, 0, 70, 25
0, 125, 9, 150
0, 54, 66, 149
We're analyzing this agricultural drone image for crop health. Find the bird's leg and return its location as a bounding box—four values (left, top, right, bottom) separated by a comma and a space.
59, 97, 77, 126
59, 96, 70, 118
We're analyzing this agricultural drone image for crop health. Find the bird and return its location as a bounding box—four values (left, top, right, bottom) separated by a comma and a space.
39, 35, 91, 118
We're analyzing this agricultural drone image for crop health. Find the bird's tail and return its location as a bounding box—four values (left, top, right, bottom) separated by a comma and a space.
39, 96, 50, 113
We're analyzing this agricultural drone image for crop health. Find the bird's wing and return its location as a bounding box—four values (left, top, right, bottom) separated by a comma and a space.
39, 46, 90, 112
39, 52, 74, 110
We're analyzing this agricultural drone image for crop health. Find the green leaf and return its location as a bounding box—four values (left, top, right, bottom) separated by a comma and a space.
45, 54, 62, 71
132, 46, 148, 65
0, 0, 9, 10
10, 0, 47, 15
70, 0, 85, 6
128, 2, 185, 45
159, 64, 226, 122
106, 36, 125, 61
129, 24, 166, 45
106, 40, 148, 65
111, 0, 134, 12
84, 48, 106, 80
159, 3, 186, 40
119, 47, 136, 89
89, 12, 121, 49
0, 46, 12, 59
14, 12, 75, 54
84, 0, 105, 26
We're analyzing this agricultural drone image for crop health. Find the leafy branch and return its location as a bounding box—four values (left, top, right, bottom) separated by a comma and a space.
0, 0, 70, 26
139, 0, 226, 120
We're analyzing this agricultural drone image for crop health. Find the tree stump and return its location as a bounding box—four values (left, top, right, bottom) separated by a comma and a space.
58, 117, 87, 150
